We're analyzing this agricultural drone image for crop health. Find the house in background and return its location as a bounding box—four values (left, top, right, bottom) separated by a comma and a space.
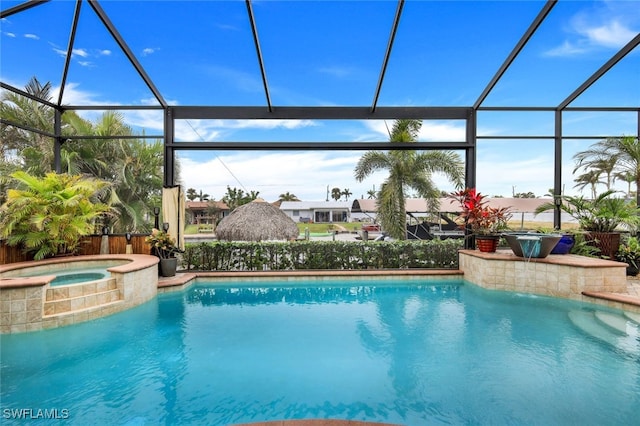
185, 201, 229, 225
279, 201, 351, 223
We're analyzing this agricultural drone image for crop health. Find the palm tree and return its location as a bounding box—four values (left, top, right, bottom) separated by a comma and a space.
341, 188, 352, 201
222, 186, 260, 211
0, 77, 56, 175
367, 186, 377, 199
63, 111, 164, 232
196, 190, 210, 202
573, 169, 604, 199
278, 191, 300, 202
331, 187, 342, 201
614, 170, 636, 198
573, 154, 617, 191
354, 119, 464, 239
573, 136, 640, 205
186, 188, 198, 201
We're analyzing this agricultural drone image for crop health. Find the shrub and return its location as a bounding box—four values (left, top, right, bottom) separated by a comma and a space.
181, 238, 462, 271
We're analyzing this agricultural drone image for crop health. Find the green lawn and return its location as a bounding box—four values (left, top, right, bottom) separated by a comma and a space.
296, 222, 362, 234
184, 222, 363, 235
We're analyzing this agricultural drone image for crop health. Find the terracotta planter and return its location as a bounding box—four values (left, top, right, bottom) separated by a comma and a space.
476, 235, 500, 253
586, 232, 621, 260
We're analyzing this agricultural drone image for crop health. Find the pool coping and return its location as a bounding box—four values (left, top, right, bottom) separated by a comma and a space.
159, 252, 640, 312
0, 254, 158, 289
158, 269, 463, 292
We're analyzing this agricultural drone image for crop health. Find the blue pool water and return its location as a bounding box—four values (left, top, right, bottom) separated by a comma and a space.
1, 279, 639, 425
50, 272, 106, 286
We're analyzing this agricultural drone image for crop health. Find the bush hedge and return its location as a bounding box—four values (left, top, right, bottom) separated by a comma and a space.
181, 239, 462, 271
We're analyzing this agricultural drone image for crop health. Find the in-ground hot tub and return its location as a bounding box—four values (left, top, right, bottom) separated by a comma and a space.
0, 254, 159, 333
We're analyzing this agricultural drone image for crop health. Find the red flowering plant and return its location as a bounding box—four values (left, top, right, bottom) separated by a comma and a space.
448, 188, 512, 236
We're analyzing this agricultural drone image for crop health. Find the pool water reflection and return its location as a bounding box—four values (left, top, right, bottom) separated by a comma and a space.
1, 279, 639, 425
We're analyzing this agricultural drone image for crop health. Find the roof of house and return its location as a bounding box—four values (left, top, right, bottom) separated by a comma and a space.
279, 201, 352, 210
186, 201, 229, 210
351, 198, 554, 213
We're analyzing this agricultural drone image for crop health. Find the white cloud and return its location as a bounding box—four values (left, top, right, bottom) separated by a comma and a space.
78, 61, 93, 67
362, 120, 466, 142
52, 82, 104, 107
583, 20, 637, 48
178, 151, 381, 202
52, 47, 90, 58
318, 66, 354, 79
24, 33, 39, 40
4, 32, 16, 37
99, 49, 111, 56
142, 47, 157, 56
72, 48, 89, 58
543, 40, 588, 57
544, 8, 639, 57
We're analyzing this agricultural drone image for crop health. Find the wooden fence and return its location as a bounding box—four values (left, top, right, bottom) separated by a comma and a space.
1, 234, 152, 265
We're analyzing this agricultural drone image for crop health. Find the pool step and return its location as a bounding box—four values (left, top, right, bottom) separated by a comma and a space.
568, 310, 640, 356
45, 277, 118, 302
624, 311, 640, 325
43, 278, 123, 317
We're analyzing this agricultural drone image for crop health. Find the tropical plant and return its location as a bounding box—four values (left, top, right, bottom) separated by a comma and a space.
616, 235, 640, 270
222, 186, 259, 211
354, 119, 464, 239
341, 188, 352, 201
573, 169, 605, 199
534, 190, 640, 233
0, 171, 112, 260
186, 188, 210, 202
0, 77, 56, 176
278, 191, 300, 202
573, 136, 640, 205
186, 188, 198, 201
448, 188, 512, 236
366, 188, 377, 199
331, 187, 342, 201
145, 228, 183, 259
1, 79, 166, 233
62, 111, 164, 232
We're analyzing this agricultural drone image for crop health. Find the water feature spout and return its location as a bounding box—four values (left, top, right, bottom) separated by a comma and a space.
502, 232, 562, 258
517, 235, 542, 259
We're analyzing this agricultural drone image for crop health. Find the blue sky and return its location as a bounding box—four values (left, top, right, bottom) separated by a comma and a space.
1, 0, 638, 202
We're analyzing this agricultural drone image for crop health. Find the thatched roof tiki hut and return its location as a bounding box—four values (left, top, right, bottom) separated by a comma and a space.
215, 199, 299, 242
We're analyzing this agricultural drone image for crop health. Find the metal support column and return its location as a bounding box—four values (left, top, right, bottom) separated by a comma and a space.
465, 108, 477, 249
163, 107, 175, 187
553, 110, 563, 230
54, 109, 63, 173
465, 108, 476, 190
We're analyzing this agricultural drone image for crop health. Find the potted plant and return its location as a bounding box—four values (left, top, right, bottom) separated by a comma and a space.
448, 188, 512, 252
616, 235, 640, 276
535, 190, 640, 259
146, 228, 184, 277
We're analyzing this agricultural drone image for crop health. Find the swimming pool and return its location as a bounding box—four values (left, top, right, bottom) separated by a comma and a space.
1, 279, 639, 425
